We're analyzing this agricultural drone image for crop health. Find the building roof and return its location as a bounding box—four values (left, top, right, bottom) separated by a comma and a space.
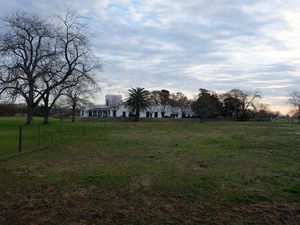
90, 105, 112, 110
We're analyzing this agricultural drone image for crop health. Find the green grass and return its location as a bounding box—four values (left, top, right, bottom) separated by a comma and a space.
0, 117, 106, 160
0, 117, 299, 224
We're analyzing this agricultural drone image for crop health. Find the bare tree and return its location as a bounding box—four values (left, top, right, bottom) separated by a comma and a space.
64, 83, 95, 122
40, 85, 67, 123
0, 10, 101, 124
224, 89, 260, 120
171, 92, 191, 118
169, 93, 181, 118
253, 102, 270, 121
159, 89, 170, 118
52, 97, 70, 121
0, 92, 13, 104
38, 9, 100, 123
289, 91, 300, 121
147, 91, 161, 117
106, 95, 122, 117
0, 12, 56, 124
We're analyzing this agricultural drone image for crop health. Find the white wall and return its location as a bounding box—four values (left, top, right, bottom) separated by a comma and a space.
80, 109, 90, 117
80, 104, 194, 118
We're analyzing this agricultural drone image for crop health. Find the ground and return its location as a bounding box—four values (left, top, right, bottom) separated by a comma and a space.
0, 117, 299, 224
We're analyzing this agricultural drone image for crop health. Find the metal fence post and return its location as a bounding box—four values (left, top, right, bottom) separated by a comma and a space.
18, 126, 22, 152
61, 125, 64, 143
52, 127, 54, 144
38, 126, 41, 147
70, 124, 72, 137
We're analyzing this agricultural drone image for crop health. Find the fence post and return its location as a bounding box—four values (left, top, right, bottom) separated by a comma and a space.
52, 127, 54, 144
18, 126, 22, 152
61, 125, 64, 143
70, 124, 72, 138
38, 126, 41, 147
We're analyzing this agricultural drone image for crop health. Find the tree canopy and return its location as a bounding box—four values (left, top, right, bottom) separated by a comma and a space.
0, 10, 100, 124
192, 89, 223, 118
125, 87, 149, 119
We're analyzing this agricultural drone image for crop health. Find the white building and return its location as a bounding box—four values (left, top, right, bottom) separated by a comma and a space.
80, 95, 193, 118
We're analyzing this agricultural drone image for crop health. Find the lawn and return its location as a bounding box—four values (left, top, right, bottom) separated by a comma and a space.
0, 117, 299, 224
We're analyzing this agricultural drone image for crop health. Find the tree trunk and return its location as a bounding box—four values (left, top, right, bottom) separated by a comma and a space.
241, 109, 246, 121
26, 106, 34, 125
135, 109, 140, 122
43, 112, 49, 124
42, 97, 50, 124
26, 87, 35, 125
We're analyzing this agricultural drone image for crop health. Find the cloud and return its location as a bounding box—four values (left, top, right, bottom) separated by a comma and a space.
0, 0, 300, 114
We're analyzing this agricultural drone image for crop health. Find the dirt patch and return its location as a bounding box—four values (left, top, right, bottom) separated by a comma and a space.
240, 202, 300, 225
1, 187, 299, 225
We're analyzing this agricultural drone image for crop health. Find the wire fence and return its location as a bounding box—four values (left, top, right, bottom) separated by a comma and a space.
0, 120, 108, 159
18, 121, 107, 152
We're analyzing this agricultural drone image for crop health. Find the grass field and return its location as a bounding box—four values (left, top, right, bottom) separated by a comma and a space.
0, 117, 107, 160
0, 117, 299, 224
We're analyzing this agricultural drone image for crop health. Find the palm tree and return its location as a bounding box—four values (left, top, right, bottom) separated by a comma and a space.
125, 87, 149, 119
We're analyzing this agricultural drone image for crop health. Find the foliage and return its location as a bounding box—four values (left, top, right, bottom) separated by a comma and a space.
147, 90, 192, 118
223, 89, 261, 120
125, 87, 149, 118
192, 89, 223, 118
106, 95, 123, 117
159, 89, 170, 117
0, 103, 27, 116
222, 96, 243, 119
147, 91, 161, 116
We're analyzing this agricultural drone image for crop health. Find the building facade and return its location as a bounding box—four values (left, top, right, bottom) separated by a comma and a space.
80, 95, 193, 118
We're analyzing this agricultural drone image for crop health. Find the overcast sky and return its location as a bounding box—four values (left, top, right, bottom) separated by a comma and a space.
1, 0, 300, 114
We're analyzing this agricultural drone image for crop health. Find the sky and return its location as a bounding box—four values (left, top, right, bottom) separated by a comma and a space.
1, 0, 300, 114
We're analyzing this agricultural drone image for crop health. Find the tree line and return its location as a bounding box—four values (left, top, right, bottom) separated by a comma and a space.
0, 10, 100, 124
125, 87, 283, 121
